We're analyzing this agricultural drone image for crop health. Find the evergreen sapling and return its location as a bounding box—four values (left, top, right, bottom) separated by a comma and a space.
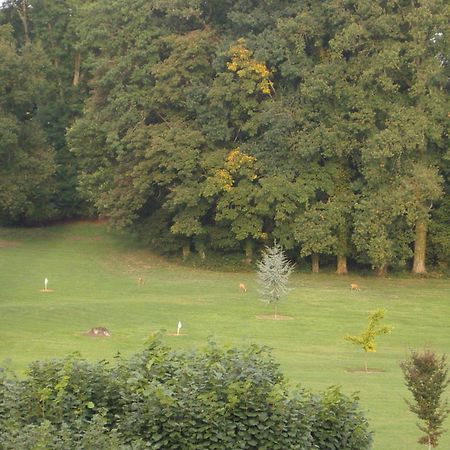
257, 242, 295, 319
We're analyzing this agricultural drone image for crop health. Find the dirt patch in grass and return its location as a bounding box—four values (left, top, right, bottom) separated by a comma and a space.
345, 368, 386, 373
124, 254, 154, 272
66, 235, 103, 241
120, 252, 171, 274
0, 240, 20, 249
256, 314, 294, 321
99, 251, 168, 277
38, 218, 108, 226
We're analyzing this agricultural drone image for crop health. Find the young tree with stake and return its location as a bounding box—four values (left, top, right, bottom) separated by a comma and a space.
345, 309, 393, 373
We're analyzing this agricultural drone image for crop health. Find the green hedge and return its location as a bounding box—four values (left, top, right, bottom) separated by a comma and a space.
0, 338, 372, 449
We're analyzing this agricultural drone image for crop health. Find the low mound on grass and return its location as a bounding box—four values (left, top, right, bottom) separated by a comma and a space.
256, 314, 294, 320
84, 327, 111, 337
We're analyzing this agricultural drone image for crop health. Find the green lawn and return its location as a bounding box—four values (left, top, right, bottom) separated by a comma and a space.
1, 221, 449, 450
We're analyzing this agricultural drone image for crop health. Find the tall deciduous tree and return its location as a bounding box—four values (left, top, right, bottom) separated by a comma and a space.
1, 0, 89, 219
0, 24, 56, 223
292, 0, 448, 275
29, 0, 89, 217
213, 148, 267, 262
69, 0, 222, 255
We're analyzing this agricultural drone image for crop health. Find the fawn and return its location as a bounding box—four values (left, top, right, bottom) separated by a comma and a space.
239, 283, 247, 293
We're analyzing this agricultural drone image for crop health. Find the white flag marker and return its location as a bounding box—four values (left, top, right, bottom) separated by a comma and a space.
44, 278, 48, 291
177, 321, 182, 335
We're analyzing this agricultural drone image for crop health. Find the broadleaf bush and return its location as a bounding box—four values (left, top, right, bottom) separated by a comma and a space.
0, 338, 372, 449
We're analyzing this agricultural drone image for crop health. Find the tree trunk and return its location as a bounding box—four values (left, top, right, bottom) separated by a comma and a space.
16, 1, 30, 44
244, 239, 253, 264
182, 242, 190, 259
311, 254, 319, 273
336, 221, 349, 275
412, 219, 427, 274
375, 265, 387, 277
336, 255, 348, 275
195, 240, 206, 260
47, 23, 59, 67
72, 52, 81, 86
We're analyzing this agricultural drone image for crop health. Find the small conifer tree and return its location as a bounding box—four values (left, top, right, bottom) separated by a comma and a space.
257, 242, 295, 318
345, 309, 393, 372
400, 350, 450, 449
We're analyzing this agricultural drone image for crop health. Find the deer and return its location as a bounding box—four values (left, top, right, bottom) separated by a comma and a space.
350, 283, 360, 291
239, 283, 247, 293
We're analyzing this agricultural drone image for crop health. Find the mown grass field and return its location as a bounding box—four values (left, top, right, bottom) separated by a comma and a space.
0, 221, 449, 450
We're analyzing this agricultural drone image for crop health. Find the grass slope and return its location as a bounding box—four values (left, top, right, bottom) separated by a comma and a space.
0, 222, 449, 450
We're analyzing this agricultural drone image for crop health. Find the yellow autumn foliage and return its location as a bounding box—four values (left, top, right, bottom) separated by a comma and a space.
215, 168, 233, 191
226, 39, 273, 95
225, 148, 257, 172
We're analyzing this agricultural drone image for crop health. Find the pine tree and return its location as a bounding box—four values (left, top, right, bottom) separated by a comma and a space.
256, 242, 294, 319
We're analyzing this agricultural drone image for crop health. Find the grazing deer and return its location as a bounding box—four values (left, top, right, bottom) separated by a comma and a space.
138, 277, 145, 286
239, 283, 247, 293
350, 283, 360, 291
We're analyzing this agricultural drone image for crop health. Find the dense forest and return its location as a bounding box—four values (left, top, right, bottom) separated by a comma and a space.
1, 0, 449, 275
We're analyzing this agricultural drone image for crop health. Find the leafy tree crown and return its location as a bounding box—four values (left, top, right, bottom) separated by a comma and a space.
345, 309, 393, 353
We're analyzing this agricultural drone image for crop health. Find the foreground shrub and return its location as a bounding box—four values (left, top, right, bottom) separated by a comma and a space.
0, 337, 372, 449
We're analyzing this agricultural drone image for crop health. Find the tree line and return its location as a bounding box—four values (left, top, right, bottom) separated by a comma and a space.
1, 0, 449, 275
